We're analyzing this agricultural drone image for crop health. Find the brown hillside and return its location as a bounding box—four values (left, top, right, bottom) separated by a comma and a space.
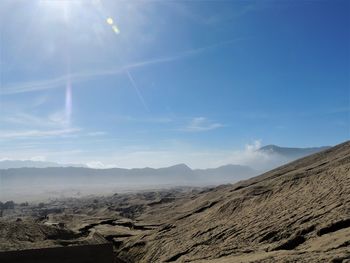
115, 141, 350, 262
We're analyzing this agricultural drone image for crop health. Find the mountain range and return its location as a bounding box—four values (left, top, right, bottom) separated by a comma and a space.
0, 145, 331, 201
0, 160, 87, 169
0, 145, 330, 170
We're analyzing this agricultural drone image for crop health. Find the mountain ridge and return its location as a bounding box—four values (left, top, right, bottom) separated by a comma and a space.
258, 144, 331, 158
0, 160, 87, 169
0, 163, 256, 201
0, 144, 331, 170
113, 140, 350, 262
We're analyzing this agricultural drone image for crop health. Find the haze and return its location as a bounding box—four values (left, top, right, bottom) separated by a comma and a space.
0, 0, 348, 169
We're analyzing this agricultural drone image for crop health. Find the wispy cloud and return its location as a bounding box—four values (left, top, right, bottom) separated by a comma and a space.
87, 131, 107, 136
48, 111, 70, 127
1, 109, 107, 141
114, 115, 173, 124
2, 111, 70, 128
86, 161, 118, 169
183, 117, 224, 132
2, 39, 242, 95
125, 38, 241, 69
2, 72, 97, 95
2, 113, 47, 126
0, 128, 81, 139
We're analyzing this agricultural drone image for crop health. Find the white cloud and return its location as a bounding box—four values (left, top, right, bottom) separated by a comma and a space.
0, 128, 81, 139
48, 111, 70, 126
3, 113, 45, 126
0, 149, 84, 165
0, 156, 46, 161
115, 115, 173, 124
86, 161, 117, 169
30, 156, 47, 161
87, 131, 107, 136
183, 117, 224, 132
2, 111, 70, 128
86, 161, 106, 169
245, 140, 262, 151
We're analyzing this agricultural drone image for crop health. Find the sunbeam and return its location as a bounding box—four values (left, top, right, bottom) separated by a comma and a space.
65, 78, 72, 126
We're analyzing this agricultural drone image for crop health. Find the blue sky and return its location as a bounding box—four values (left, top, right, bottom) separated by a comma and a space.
0, 0, 349, 168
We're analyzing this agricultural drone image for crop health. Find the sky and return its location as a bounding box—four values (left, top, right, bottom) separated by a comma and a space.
0, 0, 349, 168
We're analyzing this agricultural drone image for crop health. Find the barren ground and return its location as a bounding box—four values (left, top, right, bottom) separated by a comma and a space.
0, 141, 349, 262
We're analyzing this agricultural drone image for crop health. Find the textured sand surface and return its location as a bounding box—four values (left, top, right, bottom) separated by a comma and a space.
114, 141, 350, 262
0, 141, 349, 262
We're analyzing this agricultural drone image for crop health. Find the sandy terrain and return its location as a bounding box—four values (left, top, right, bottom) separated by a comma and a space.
114, 141, 350, 262
0, 141, 349, 262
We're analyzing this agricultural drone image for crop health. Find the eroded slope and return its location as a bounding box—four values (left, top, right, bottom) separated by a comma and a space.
115, 141, 350, 262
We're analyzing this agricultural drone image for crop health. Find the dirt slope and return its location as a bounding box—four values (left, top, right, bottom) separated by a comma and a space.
115, 141, 350, 262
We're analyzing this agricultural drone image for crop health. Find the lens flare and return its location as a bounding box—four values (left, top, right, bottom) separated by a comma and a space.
106, 17, 120, 34
65, 79, 72, 126
106, 17, 114, 25
112, 25, 120, 34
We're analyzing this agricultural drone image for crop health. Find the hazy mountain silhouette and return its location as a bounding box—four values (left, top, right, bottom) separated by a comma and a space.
258, 145, 330, 158
0, 163, 256, 201
0, 144, 330, 201
0, 160, 87, 169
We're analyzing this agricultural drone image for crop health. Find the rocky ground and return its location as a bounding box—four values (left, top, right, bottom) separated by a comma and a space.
0, 187, 201, 255
0, 141, 349, 262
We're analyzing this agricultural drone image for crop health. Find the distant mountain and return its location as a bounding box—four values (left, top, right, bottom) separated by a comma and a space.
0, 145, 331, 200
0, 160, 87, 169
194, 164, 256, 184
258, 145, 330, 159
0, 163, 257, 201
0, 163, 255, 186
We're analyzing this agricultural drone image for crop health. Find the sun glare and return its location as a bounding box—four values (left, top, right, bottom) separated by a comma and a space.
106, 17, 114, 25
38, 1, 120, 34
38, 0, 82, 22
106, 17, 120, 34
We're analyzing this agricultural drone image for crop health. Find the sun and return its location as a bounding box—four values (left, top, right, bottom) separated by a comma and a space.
106, 17, 114, 25
37, 0, 121, 34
